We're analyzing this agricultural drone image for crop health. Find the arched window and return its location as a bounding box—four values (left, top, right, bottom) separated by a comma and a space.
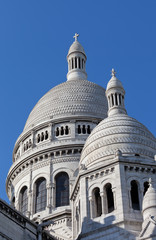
56, 127, 59, 136
130, 180, 140, 210
87, 125, 91, 134
55, 172, 69, 207
65, 126, 69, 135
105, 183, 114, 213
45, 131, 48, 140
20, 186, 28, 215
37, 134, 40, 143
93, 187, 102, 218
143, 181, 149, 196
82, 125, 86, 134
78, 125, 81, 134
41, 132, 44, 141
35, 178, 47, 213
61, 126, 64, 135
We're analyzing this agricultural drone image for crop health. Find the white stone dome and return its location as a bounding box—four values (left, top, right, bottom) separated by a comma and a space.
80, 114, 156, 169
24, 79, 108, 131
68, 40, 85, 56
106, 75, 124, 90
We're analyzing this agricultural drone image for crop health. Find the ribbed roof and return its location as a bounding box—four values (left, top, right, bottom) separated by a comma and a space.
80, 114, 156, 168
68, 40, 86, 56
24, 79, 108, 131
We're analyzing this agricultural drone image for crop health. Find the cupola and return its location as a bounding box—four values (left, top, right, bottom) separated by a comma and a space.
67, 33, 87, 81
106, 69, 127, 116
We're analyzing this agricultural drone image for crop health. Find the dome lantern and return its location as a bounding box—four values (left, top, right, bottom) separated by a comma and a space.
67, 33, 87, 81
106, 69, 127, 116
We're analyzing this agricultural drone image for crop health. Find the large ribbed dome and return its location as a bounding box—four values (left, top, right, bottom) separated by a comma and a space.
80, 114, 156, 169
24, 79, 108, 131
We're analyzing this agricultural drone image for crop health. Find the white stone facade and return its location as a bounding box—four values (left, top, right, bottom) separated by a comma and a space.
4, 35, 156, 240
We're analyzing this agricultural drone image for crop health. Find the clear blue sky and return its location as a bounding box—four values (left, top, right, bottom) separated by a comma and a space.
0, 0, 156, 203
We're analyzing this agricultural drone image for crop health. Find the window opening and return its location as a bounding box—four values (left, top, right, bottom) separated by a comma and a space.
26, 142, 28, 150
61, 126, 64, 135
82, 59, 84, 69
29, 139, 32, 148
87, 125, 91, 134
20, 186, 28, 215
115, 93, 118, 105
55, 172, 69, 207
37, 134, 40, 143
41, 132, 44, 141
78, 125, 81, 134
82, 125, 86, 134
112, 94, 114, 106
93, 188, 102, 217
79, 57, 81, 69
130, 180, 140, 210
65, 126, 69, 135
105, 183, 114, 213
35, 178, 47, 213
119, 94, 121, 105
56, 127, 59, 136
75, 57, 77, 68
72, 58, 74, 69
143, 181, 149, 196
45, 131, 48, 140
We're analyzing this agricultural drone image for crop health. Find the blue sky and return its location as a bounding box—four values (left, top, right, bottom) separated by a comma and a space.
0, 0, 156, 202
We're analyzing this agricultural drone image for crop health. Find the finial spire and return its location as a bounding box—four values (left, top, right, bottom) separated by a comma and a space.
111, 68, 116, 77
73, 33, 79, 41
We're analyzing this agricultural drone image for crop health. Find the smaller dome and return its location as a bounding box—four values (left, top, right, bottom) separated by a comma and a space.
106, 69, 124, 91
80, 114, 156, 169
68, 40, 86, 56
143, 179, 156, 221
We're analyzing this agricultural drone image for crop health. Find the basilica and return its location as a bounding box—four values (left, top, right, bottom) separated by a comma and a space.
1, 34, 156, 240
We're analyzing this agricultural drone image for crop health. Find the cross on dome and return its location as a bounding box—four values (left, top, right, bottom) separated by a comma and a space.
73, 33, 79, 41
111, 68, 116, 77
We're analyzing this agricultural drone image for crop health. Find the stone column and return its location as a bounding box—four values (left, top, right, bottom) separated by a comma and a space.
89, 196, 93, 218
113, 94, 116, 106
128, 187, 132, 208
112, 186, 116, 210
48, 123, 53, 141
117, 93, 120, 106
110, 94, 113, 108
31, 130, 35, 148
28, 164, 33, 217
70, 120, 76, 138
100, 192, 105, 215
77, 57, 79, 69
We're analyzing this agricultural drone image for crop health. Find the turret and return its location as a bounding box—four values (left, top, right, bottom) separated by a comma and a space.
106, 69, 127, 116
67, 33, 87, 81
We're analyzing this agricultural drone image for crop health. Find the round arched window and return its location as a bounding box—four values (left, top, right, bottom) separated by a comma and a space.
55, 172, 69, 207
